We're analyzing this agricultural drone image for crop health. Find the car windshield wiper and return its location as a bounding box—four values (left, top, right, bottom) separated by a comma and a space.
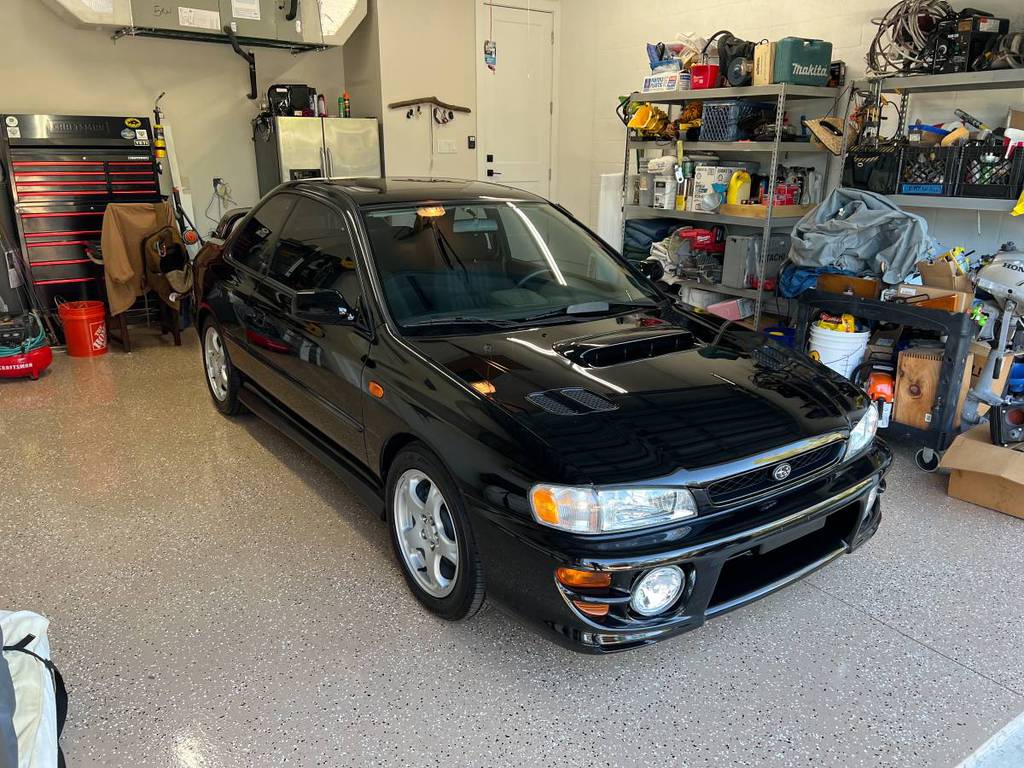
520, 300, 659, 323
402, 316, 522, 330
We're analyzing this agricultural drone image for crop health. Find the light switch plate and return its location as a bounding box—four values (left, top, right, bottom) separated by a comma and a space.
437, 139, 457, 155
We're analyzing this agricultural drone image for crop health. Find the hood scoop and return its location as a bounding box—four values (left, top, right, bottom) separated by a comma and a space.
554, 328, 696, 368
526, 388, 619, 416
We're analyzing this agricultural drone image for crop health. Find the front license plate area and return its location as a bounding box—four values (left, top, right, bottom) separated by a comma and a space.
758, 516, 826, 555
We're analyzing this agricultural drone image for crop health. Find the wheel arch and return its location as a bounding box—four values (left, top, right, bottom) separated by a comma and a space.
379, 432, 423, 483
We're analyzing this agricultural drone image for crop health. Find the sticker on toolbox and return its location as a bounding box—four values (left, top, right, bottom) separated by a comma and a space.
4, 116, 17, 127
6, 126, 20, 139
135, 129, 149, 140
121, 128, 135, 140
231, 0, 260, 20
178, 6, 221, 30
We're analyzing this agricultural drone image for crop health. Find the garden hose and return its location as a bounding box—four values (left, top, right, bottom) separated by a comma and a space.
0, 311, 47, 357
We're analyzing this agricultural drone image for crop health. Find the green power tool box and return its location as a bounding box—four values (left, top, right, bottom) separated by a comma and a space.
773, 37, 833, 86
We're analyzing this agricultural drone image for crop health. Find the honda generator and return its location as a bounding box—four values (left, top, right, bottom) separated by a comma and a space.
0, 312, 52, 380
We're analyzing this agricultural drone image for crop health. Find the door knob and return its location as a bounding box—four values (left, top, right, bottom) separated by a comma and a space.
487, 169, 502, 177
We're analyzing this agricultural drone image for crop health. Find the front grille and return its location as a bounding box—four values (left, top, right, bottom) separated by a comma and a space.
705, 441, 844, 506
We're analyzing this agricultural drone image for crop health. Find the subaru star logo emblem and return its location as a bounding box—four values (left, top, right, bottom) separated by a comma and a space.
772, 463, 792, 481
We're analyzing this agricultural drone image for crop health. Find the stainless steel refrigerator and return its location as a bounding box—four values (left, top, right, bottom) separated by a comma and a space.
253, 117, 381, 197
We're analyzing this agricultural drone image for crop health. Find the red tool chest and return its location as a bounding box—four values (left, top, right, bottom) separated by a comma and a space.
1, 114, 161, 319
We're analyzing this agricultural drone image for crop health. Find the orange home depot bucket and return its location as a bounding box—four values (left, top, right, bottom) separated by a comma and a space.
57, 301, 108, 357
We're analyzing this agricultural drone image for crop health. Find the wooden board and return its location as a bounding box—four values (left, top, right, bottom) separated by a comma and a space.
818, 274, 881, 298
893, 349, 974, 430
720, 203, 817, 219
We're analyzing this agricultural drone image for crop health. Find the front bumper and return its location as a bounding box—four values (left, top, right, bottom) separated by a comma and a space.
471, 441, 892, 653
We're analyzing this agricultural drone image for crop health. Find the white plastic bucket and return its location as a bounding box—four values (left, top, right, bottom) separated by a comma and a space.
809, 324, 869, 379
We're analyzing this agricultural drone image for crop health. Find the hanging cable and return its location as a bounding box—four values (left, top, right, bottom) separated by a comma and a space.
866, 0, 954, 75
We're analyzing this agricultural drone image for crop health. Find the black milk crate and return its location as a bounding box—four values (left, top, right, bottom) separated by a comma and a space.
898, 145, 960, 196
699, 100, 776, 142
956, 143, 1024, 199
842, 142, 902, 194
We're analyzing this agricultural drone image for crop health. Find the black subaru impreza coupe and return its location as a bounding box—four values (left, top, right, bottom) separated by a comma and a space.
193, 178, 891, 652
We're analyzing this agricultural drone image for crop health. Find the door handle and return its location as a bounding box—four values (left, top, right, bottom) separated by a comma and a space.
487, 169, 502, 177
285, 0, 299, 21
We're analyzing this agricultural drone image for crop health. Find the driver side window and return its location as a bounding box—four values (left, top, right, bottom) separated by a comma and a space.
267, 197, 362, 307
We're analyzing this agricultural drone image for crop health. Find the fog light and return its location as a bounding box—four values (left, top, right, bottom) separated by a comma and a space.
630, 566, 684, 616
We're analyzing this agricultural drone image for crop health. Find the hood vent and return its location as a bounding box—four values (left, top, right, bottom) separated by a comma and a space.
526, 388, 619, 416
555, 329, 696, 368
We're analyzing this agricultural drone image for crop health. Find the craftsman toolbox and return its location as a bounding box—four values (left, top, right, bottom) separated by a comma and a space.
0, 114, 160, 321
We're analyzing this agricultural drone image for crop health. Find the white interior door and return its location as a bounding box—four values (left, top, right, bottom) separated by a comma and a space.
478, 4, 554, 197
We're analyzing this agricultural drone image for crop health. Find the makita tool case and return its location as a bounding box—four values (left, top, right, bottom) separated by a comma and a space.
773, 37, 833, 86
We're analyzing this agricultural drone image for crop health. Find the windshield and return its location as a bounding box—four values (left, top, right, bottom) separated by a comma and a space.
363, 201, 659, 330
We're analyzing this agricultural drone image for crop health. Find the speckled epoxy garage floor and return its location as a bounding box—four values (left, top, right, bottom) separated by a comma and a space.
2, 328, 1023, 768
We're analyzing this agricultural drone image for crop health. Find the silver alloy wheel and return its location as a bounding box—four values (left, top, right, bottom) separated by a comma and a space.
393, 468, 459, 598
204, 325, 229, 402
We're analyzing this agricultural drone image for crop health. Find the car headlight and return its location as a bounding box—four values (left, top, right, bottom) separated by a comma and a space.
530, 485, 697, 534
845, 406, 879, 460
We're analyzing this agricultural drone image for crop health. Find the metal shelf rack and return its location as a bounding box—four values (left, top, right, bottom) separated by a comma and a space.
865, 69, 1024, 212
622, 83, 843, 329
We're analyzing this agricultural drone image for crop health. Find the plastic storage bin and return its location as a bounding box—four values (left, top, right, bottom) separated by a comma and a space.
957, 142, 1024, 199
899, 145, 960, 196
772, 38, 833, 86
699, 100, 776, 142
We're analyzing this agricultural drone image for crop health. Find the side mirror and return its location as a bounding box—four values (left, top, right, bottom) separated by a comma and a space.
292, 289, 357, 324
636, 259, 665, 282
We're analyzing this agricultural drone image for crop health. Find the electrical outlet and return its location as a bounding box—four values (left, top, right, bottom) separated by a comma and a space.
437, 139, 457, 155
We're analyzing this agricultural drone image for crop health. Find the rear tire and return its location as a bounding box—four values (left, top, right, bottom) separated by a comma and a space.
201, 319, 245, 416
386, 443, 486, 621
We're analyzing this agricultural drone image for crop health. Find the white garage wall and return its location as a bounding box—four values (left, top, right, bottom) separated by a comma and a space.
554, 0, 1024, 256
2, 2, 348, 223
344, 0, 479, 178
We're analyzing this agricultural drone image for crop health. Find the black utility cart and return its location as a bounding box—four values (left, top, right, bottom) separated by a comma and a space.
796, 289, 976, 471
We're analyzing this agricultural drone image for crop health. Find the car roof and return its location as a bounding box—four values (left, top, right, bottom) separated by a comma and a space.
284, 177, 548, 207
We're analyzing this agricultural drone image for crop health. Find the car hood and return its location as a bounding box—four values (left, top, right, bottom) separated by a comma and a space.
408, 308, 864, 484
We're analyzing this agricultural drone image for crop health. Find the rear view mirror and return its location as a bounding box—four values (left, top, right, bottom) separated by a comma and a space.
292, 289, 356, 324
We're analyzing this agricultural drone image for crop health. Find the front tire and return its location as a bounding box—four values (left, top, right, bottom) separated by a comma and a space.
201, 319, 245, 415
386, 444, 486, 621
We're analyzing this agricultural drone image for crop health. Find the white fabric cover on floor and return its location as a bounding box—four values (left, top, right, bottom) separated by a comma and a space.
0, 612, 58, 768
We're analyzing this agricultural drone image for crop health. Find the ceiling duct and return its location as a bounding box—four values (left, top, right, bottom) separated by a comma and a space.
41, 0, 366, 50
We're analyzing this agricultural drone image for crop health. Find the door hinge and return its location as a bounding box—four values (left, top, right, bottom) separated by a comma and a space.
548, 168, 552, 181
549, 101, 553, 115
551, 29, 554, 44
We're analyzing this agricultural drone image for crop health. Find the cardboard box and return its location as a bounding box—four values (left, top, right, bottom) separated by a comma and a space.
1008, 106, 1024, 133
917, 259, 973, 293
893, 283, 974, 312
893, 348, 973, 429
969, 342, 1015, 417
707, 298, 754, 321
753, 41, 777, 86
692, 165, 734, 212
940, 424, 1024, 519
818, 274, 882, 298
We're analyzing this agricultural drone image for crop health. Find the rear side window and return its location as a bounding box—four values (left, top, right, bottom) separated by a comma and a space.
266, 198, 362, 305
231, 195, 295, 273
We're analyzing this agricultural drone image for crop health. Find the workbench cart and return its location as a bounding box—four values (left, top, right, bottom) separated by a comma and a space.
796, 289, 976, 471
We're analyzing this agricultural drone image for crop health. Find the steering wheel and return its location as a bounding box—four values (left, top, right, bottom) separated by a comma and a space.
516, 267, 554, 289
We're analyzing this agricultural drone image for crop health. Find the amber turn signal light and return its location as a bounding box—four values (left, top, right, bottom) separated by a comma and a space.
368, 381, 385, 399
556, 567, 612, 589
572, 600, 609, 618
